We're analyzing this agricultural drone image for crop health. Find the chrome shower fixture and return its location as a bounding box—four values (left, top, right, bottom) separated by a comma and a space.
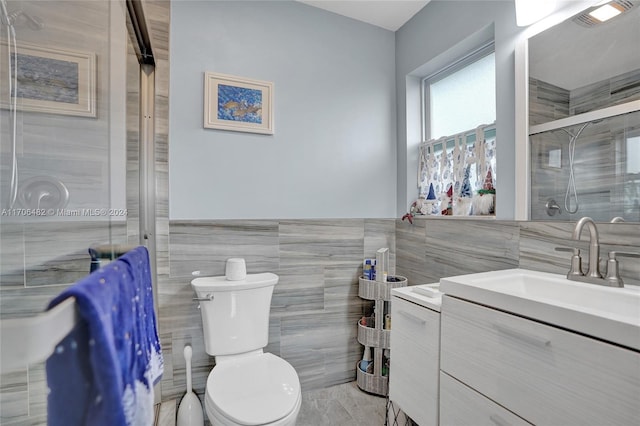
4, 8, 44, 30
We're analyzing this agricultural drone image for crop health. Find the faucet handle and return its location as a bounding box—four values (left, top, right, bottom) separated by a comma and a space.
604, 251, 639, 287
554, 246, 576, 253
605, 252, 623, 287
609, 251, 640, 258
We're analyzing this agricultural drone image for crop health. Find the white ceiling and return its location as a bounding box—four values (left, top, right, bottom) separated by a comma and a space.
529, 5, 640, 90
297, 0, 431, 31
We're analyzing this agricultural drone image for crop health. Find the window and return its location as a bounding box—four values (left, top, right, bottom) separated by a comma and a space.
417, 44, 497, 216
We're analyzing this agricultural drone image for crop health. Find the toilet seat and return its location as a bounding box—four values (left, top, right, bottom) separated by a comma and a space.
206, 353, 301, 425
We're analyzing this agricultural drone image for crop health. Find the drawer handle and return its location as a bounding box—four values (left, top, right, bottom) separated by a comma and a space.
489, 414, 510, 426
493, 323, 551, 347
398, 310, 426, 325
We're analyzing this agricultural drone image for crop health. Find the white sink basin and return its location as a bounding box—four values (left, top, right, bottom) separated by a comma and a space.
439, 268, 640, 351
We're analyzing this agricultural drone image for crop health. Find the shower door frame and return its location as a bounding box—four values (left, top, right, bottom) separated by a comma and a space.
126, 0, 161, 404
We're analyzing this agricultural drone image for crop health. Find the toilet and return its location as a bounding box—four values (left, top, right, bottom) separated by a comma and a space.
191, 271, 301, 425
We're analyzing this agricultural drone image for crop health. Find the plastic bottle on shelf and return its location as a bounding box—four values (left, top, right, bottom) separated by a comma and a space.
363, 259, 376, 280
359, 346, 373, 372
382, 349, 390, 376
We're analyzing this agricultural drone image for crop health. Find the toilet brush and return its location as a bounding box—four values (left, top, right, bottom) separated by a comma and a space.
177, 345, 204, 426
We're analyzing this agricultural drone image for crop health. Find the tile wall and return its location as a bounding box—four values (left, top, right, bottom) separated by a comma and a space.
161, 217, 639, 405
529, 72, 640, 222
159, 219, 396, 400
0, 1, 171, 424
1, 2, 638, 424
396, 217, 640, 287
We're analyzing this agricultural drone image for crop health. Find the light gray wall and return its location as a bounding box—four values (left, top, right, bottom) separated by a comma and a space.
395, 0, 523, 219
169, 1, 396, 220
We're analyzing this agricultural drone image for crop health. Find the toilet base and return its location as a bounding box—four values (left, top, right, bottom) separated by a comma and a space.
205, 390, 301, 426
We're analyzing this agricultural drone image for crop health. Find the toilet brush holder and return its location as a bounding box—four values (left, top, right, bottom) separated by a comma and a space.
177, 346, 204, 426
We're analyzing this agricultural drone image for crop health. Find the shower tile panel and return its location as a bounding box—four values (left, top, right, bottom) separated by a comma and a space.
530, 109, 639, 221
17, 154, 109, 210
0, 285, 65, 322
529, 78, 570, 126
570, 79, 614, 116
22, 221, 126, 287
0, 1, 172, 423
571, 68, 640, 115
0, 221, 127, 288
0, 222, 26, 289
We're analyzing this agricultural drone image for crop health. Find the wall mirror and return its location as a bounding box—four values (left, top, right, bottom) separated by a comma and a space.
525, 1, 640, 223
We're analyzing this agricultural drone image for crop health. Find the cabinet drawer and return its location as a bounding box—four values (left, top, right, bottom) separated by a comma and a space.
441, 296, 640, 426
391, 296, 439, 351
389, 296, 440, 426
440, 372, 531, 426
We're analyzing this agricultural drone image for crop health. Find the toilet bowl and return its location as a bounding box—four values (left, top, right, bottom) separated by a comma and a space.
204, 353, 301, 426
191, 271, 301, 425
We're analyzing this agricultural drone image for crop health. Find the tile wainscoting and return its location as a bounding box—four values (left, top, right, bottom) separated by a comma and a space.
397, 217, 639, 286
161, 218, 639, 405
159, 219, 397, 400
1, 216, 637, 423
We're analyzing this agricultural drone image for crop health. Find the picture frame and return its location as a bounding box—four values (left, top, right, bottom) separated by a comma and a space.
1, 42, 97, 117
204, 72, 274, 135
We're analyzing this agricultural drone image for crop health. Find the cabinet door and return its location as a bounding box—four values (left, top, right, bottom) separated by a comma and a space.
389, 296, 440, 426
441, 296, 640, 425
440, 372, 531, 426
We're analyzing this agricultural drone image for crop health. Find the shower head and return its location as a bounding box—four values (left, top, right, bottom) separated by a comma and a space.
6, 9, 44, 30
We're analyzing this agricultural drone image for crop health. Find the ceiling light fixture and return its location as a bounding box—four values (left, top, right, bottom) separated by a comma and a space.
515, 0, 557, 27
573, 0, 637, 27
588, 3, 623, 21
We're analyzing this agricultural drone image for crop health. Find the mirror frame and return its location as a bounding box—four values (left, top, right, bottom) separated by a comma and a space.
514, 0, 606, 221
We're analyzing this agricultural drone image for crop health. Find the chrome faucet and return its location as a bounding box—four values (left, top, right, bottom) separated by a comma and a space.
562, 217, 639, 287
571, 217, 601, 280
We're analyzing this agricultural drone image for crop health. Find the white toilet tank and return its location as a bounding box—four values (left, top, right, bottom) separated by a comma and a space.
191, 272, 278, 356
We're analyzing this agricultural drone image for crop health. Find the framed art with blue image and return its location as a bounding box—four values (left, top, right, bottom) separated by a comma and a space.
1, 42, 96, 117
204, 72, 274, 134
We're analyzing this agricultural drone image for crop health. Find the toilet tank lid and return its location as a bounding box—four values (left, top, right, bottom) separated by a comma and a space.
191, 272, 278, 292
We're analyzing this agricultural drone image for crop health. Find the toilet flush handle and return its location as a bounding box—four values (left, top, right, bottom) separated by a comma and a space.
193, 294, 214, 302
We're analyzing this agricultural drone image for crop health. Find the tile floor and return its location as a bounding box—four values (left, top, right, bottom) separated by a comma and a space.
298, 381, 387, 426
158, 381, 389, 426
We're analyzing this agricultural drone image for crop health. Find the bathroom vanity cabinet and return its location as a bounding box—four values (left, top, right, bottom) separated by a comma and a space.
356, 275, 407, 396
440, 295, 640, 425
389, 287, 441, 426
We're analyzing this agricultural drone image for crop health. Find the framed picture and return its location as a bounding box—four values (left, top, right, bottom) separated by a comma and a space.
204, 72, 274, 135
1, 42, 96, 117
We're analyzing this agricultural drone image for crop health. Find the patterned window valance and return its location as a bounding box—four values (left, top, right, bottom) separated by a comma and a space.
416, 123, 496, 216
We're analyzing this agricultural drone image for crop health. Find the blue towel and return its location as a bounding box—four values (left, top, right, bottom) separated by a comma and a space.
46, 246, 163, 426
